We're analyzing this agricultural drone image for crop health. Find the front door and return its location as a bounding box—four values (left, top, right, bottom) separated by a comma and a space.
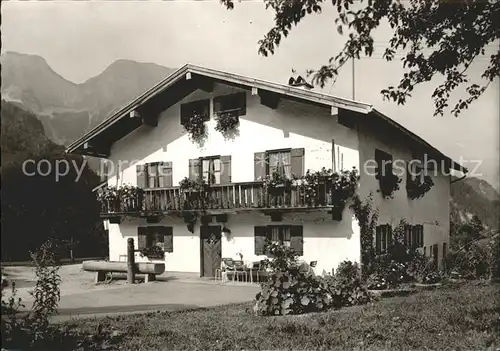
200, 225, 222, 278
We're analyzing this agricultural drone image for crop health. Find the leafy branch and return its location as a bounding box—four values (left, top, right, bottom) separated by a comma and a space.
221, 0, 500, 116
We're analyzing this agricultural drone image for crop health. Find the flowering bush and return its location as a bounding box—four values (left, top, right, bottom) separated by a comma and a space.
253, 244, 372, 316
214, 111, 239, 140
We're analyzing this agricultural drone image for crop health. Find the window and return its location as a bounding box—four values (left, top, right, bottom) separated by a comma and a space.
403, 224, 424, 248
213, 92, 246, 116
201, 157, 221, 185
267, 149, 292, 177
254, 225, 303, 255
375, 149, 393, 180
375, 224, 392, 254
269, 226, 291, 247
180, 99, 210, 125
137, 162, 172, 189
138, 226, 173, 253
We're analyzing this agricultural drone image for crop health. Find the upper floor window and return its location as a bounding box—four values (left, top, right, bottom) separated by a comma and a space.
213, 92, 246, 116
180, 99, 210, 125
268, 149, 292, 177
201, 156, 221, 185
188, 156, 232, 185
375, 149, 393, 180
253, 148, 305, 181
136, 162, 172, 189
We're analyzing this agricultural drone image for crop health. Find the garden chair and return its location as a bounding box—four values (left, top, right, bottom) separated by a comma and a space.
233, 260, 247, 282
216, 258, 236, 283
255, 260, 268, 283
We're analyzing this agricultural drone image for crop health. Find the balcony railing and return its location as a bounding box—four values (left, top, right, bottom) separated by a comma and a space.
99, 181, 337, 214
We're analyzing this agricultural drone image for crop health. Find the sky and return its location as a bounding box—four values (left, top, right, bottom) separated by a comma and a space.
2, 1, 499, 189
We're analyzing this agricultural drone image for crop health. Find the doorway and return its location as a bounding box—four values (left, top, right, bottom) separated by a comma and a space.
200, 225, 222, 278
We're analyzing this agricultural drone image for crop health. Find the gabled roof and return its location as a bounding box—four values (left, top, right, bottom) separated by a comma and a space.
66, 64, 467, 173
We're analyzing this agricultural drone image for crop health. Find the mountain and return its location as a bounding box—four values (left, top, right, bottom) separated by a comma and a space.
1, 51, 176, 145
1, 100, 64, 168
450, 176, 499, 231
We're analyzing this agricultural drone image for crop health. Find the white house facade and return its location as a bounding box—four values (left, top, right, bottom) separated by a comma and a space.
67, 64, 467, 277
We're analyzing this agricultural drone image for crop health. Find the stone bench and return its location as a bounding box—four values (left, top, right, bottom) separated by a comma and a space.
82, 260, 165, 283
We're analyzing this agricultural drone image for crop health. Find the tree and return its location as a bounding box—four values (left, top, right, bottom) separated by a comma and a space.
221, 0, 499, 117
450, 215, 485, 249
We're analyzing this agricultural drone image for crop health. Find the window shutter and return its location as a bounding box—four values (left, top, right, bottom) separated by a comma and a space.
381, 226, 387, 252
375, 226, 382, 254
290, 225, 304, 256
254, 152, 266, 180
163, 227, 173, 253
158, 162, 173, 188
188, 159, 200, 181
136, 164, 147, 188
254, 226, 268, 255
220, 156, 232, 184
290, 148, 305, 178
138, 227, 148, 250
411, 225, 418, 248
404, 224, 411, 247
386, 224, 393, 247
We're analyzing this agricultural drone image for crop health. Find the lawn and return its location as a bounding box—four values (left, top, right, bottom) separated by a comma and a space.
65, 281, 499, 350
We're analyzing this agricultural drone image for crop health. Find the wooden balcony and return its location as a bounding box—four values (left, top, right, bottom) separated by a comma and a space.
99, 181, 338, 216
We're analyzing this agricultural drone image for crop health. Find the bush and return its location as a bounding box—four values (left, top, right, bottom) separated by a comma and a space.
447, 243, 490, 279
326, 261, 373, 307
253, 248, 372, 316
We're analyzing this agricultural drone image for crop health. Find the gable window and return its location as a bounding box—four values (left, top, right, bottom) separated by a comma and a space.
375, 224, 392, 254
136, 162, 172, 189
213, 92, 246, 116
180, 99, 210, 125
254, 225, 303, 255
375, 149, 393, 180
201, 156, 221, 185
137, 226, 174, 254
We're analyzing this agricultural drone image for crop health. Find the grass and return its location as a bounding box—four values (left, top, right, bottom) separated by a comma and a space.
65, 281, 500, 350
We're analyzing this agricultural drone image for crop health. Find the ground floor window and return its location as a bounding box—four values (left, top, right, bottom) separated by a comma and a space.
375, 224, 392, 254
138, 226, 173, 253
254, 225, 303, 255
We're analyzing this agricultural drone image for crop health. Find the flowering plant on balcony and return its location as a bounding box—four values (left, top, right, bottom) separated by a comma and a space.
178, 177, 210, 193
183, 112, 208, 147
406, 174, 434, 200
330, 168, 360, 207
262, 172, 293, 195
96, 185, 144, 212
214, 110, 240, 141
296, 167, 359, 208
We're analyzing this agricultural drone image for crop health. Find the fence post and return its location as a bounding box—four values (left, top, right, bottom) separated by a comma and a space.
127, 238, 135, 284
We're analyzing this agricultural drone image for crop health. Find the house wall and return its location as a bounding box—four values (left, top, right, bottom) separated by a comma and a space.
104, 82, 363, 273
107, 208, 360, 275
106, 83, 360, 186
357, 120, 451, 264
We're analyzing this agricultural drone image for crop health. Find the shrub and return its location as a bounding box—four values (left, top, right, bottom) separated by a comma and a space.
327, 261, 373, 307
253, 251, 373, 316
140, 245, 165, 259
447, 243, 490, 279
